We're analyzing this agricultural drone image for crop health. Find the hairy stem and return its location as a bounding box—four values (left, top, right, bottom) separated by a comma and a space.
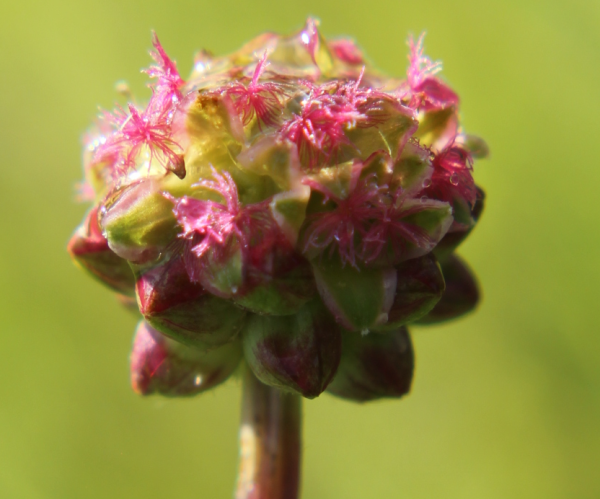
235, 366, 302, 499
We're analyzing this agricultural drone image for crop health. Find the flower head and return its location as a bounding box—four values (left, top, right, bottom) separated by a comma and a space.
70, 20, 487, 403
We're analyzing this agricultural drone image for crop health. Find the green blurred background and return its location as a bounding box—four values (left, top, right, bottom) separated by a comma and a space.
1, 0, 599, 497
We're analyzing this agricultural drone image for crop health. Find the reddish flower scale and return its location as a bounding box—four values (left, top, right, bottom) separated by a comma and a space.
70, 19, 487, 402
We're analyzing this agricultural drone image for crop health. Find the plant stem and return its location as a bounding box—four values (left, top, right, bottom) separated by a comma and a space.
235, 366, 302, 499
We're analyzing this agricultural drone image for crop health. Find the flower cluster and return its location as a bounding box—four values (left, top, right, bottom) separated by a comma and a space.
69, 19, 486, 401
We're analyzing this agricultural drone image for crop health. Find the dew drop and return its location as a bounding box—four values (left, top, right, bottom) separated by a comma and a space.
422, 178, 432, 188
361, 328, 370, 336
194, 375, 202, 386
449, 173, 459, 186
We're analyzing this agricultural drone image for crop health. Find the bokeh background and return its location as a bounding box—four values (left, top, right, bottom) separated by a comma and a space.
1, 0, 599, 497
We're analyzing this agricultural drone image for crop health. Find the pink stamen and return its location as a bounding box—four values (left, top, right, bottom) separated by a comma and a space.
144, 31, 185, 102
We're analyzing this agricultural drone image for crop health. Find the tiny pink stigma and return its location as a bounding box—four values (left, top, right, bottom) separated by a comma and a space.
95, 94, 183, 178
301, 163, 381, 268
360, 189, 435, 263
169, 168, 286, 284
280, 74, 385, 170
171, 169, 242, 261
407, 33, 442, 90
426, 144, 477, 206
400, 33, 458, 112
144, 31, 185, 102
222, 52, 287, 128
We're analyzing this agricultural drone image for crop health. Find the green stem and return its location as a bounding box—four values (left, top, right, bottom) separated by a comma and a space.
235, 366, 302, 499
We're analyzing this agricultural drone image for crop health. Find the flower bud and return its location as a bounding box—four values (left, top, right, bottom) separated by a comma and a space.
135, 253, 247, 350
131, 320, 242, 396
416, 254, 479, 324
242, 300, 342, 398
312, 258, 397, 332
327, 327, 414, 402
67, 205, 135, 295
100, 178, 179, 264
374, 253, 445, 331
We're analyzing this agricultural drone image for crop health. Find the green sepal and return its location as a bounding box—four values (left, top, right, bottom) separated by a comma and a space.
346, 100, 417, 160
312, 257, 397, 332
100, 179, 179, 264
269, 186, 311, 246
196, 238, 245, 298
391, 140, 433, 194
237, 136, 303, 191
414, 107, 458, 149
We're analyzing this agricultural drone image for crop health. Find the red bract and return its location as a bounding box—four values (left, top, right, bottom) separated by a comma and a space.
301, 166, 382, 268
222, 52, 288, 128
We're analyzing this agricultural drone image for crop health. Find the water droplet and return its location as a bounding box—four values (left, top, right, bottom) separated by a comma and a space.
231, 286, 238, 294
194, 375, 202, 386
361, 328, 370, 336
422, 178, 432, 188
449, 173, 459, 186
